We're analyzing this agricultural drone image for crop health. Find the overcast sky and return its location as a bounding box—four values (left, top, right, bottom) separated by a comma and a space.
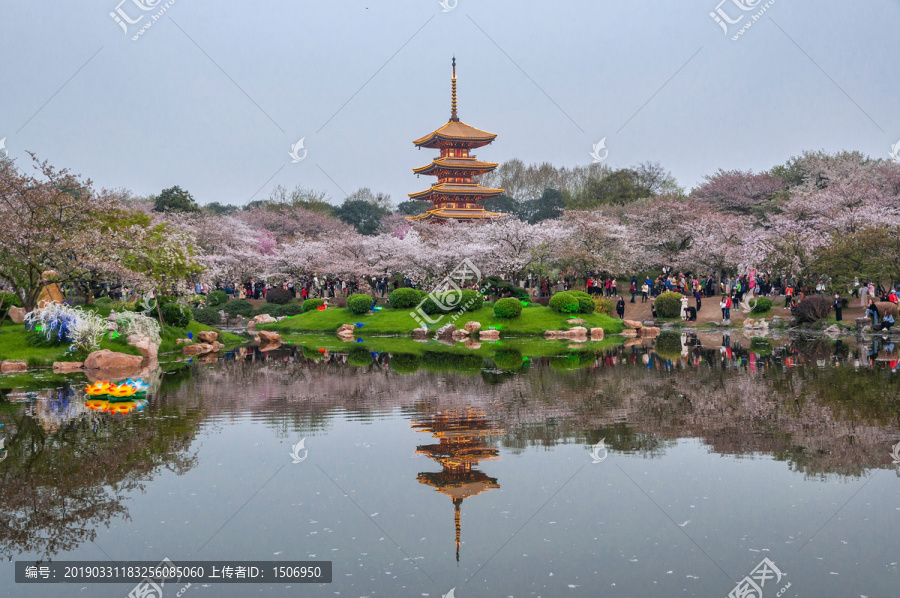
1, 0, 897, 207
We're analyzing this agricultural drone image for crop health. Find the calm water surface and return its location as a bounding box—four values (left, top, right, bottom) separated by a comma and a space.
1, 333, 899, 597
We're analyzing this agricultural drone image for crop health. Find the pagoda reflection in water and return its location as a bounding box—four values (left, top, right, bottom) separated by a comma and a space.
412, 408, 503, 561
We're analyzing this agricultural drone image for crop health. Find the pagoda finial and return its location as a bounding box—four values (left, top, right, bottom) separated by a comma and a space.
450, 56, 459, 122
453, 497, 462, 561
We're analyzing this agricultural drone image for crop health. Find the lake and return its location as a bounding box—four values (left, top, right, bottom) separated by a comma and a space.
1, 332, 899, 597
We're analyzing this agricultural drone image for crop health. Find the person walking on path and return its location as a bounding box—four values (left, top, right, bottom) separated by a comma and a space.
833, 293, 843, 322
616, 296, 626, 319
860, 281, 868, 307
641, 282, 649, 303
694, 288, 702, 312
630, 278, 637, 303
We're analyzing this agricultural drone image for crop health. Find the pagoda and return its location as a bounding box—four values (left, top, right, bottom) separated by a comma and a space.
412, 408, 503, 561
407, 57, 505, 222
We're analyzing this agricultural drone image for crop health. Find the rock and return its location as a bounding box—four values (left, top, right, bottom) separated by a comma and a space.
53, 361, 84, 372
412, 328, 429, 340
544, 330, 567, 339
855, 317, 872, 331
862, 325, 873, 333
788, 318, 798, 327
451, 329, 469, 340
771, 316, 782, 327
479, 329, 500, 340
436, 324, 456, 338
257, 330, 281, 344
566, 327, 588, 339
0, 360, 28, 373
338, 324, 355, 333
824, 324, 841, 336
7, 306, 26, 324
623, 319, 643, 329
218, 310, 226, 323
621, 328, 638, 338
182, 342, 224, 356
640, 326, 660, 338
589, 327, 604, 340
464, 321, 482, 334
247, 321, 256, 331
566, 318, 586, 325
642, 319, 657, 327
84, 350, 143, 371
464, 338, 482, 350
127, 334, 158, 360
251, 314, 277, 326
624, 338, 645, 348
176, 338, 190, 345
197, 331, 219, 343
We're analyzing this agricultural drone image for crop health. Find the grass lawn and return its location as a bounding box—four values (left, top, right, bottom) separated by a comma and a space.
261, 305, 626, 336
0, 321, 244, 368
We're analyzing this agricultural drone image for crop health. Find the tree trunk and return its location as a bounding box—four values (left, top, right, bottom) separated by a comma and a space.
0, 293, 6, 332
156, 298, 165, 331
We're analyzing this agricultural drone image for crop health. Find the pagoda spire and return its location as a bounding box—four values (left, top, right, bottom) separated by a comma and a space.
450, 56, 459, 122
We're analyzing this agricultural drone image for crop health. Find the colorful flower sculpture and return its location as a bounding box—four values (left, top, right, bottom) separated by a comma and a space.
85, 380, 111, 395
125, 378, 150, 393
107, 383, 138, 398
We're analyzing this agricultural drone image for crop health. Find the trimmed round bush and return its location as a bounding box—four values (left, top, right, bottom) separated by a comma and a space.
390, 353, 421, 374
301, 298, 325, 313
277, 302, 304, 317
549, 291, 579, 314
389, 288, 421, 309
94, 296, 114, 305
347, 293, 374, 315
223, 299, 254, 317
266, 287, 293, 305
654, 292, 684, 318
750, 297, 773, 314
192, 306, 220, 326
208, 290, 228, 307
162, 303, 191, 328
592, 296, 615, 316
493, 297, 523, 319
569, 290, 595, 314
461, 289, 484, 312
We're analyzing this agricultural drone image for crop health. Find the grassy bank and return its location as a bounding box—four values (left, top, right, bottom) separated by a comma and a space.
0, 322, 243, 368
260, 305, 625, 336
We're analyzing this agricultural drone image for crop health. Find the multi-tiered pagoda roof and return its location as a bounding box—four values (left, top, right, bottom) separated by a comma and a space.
407, 58, 505, 222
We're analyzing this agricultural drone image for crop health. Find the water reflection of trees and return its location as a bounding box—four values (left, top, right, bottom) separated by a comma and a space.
0, 387, 204, 560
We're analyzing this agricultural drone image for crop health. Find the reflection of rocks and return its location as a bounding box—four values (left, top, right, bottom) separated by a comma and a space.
1, 360, 28, 373
412, 328, 429, 340
52, 361, 84, 373
479, 329, 500, 340
621, 328, 638, 338
182, 342, 224, 356
451, 329, 469, 341
464, 338, 481, 350
85, 360, 157, 383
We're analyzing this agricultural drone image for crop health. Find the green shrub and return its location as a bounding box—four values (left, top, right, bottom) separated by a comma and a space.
192, 306, 221, 326
493, 297, 523, 319
266, 287, 293, 305
569, 290, 595, 314
390, 353, 421, 374
461, 289, 484, 312
653, 332, 683, 361
94, 296, 114, 305
750, 337, 773, 355
277, 302, 304, 317
301, 298, 325, 313
480, 275, 528, 300
492, 348, 524, 371
750, 297, 773, 314
347, 293, 374, 315
421, 351, 483, 375
208, 290, 228, 307
347, 345, 373, 367
389, 288, 422, 309
549, 291, 580, 314
253, 305, 277, 317
223, 299, 254, 317
592, 296, 615, 316
654, 292, 684, 319
0, 292, 23, 320
162, 303, 191, 328
549, 350, 597, 371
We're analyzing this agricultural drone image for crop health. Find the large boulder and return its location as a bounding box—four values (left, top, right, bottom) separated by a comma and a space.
856, 317, 872, 332
197, 330, 219, 343
436, 324, 456, 339
590, 327, 604, 340
566, 326, 588, 338
623, 319, 643, 329
639, 326, 660, 338
451, 329, 470, 341
7, 307, 26, 324
338, 324, 355, 333
412, 327, 429, 340
251, 314, 277, 326
257, 330, 281, 344
127, 334, 158, 360
464, 321, 482, 334
621, 328, 638, 338
84, 350, 143, 371
53, 361, 84, 373
182, 342, 224, 356
544, 330, 567, 339
0, 360, 28, 373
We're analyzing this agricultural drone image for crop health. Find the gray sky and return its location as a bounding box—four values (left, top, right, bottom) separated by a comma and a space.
1, 0, 897, 207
